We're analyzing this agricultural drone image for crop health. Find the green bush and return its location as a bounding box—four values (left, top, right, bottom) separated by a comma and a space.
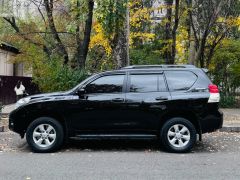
220, 95, 237, 108
33, 59, 89, 93
210, 40, 240, 96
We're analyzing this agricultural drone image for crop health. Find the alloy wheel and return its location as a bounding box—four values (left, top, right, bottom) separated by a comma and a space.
32, 124, 56, 148
167, 124, 190, 148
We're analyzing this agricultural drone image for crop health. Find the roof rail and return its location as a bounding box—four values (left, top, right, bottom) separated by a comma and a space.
122, 64, 196, 69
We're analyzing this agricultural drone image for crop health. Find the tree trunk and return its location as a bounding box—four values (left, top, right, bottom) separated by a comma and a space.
126, 3, 130, 67
113, 29, 129, 69
164, 0, 173, 64
77, 0, 94, 68
188, 38, 196, 65
171, 0, 180, 64
206, 46, 215, 68
186, 0, 196, 65
194, 37, 206, 68
74, 0, 94, 69
113, 0, 129, 69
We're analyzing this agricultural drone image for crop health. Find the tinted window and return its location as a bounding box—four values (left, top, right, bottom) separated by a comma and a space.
130, 74, 166, 92
165, 71, 197, 91
85, 75, 124, 93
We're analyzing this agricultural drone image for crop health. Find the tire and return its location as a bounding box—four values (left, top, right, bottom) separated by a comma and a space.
160, 117, 197, 153
26, 117, 64, 153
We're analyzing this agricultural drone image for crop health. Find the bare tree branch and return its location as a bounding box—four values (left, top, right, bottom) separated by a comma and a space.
3, 16, 51, 56
43, 0, 69, 65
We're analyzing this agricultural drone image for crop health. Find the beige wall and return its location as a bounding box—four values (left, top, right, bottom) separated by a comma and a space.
0, 48, 31, 77
0, 49, 14, 76
15, 63, 32, 77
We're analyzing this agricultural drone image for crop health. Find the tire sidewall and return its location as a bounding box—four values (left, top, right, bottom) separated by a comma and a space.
26, 117, 64, 153
160, 118, 197, 153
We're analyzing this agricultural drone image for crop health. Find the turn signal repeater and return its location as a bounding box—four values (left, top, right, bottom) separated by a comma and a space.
208, 84, 220, 103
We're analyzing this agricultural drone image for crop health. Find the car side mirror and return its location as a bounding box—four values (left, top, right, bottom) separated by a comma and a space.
77, 88, 86, 97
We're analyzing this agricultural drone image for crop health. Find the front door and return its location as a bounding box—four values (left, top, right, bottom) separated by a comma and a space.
69, 73, 128, 134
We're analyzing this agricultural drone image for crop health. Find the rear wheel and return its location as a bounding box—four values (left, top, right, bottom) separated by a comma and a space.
160, 118, 197, 153
26, 117, 64, 153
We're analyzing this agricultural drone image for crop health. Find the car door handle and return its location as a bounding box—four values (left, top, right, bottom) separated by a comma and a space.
111, 98, 124, 102
155, 97, 168, 101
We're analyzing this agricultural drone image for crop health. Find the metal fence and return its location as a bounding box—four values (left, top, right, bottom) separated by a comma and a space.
0, 75, 39, 105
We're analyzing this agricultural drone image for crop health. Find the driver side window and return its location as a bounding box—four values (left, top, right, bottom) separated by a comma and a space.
85, 75, 124, 94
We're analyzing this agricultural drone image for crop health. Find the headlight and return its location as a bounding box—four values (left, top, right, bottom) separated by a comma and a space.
15, 97, 31, 109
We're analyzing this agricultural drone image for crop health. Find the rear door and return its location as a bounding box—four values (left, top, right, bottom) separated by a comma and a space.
125, 72, 171, 134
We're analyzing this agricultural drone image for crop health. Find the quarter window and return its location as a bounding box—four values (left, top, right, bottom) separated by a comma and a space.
165, 71, 197, 91
85, 75, 124, 93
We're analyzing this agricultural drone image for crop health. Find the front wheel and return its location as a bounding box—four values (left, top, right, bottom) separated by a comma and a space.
26, 117, 64, 153
160, 118, 197, 153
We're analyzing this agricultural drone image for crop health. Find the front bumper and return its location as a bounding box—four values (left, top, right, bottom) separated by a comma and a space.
9, 107, 28, 138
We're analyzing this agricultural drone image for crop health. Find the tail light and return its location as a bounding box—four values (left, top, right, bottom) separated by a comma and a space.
208, 84, 220, 103
208, 84, 219, 93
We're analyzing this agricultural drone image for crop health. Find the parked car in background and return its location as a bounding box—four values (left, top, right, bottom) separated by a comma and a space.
9, 65, 223, 153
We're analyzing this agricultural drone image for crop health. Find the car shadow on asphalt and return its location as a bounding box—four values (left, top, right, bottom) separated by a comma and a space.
12, 139, 218, 153
56, 139, 219, 153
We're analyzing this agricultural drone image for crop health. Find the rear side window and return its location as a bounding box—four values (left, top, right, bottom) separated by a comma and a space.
165, 71, 197, 91
129, 74, 167, 93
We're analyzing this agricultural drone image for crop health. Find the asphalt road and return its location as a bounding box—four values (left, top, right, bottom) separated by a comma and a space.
1, 132, 240, 180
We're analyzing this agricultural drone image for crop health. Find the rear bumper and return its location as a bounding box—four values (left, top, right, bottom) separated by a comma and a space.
200, 109, 223, 133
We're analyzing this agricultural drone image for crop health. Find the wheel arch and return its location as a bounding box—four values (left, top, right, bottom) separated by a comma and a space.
24, 110, 69, 138
159, 110, 202, 139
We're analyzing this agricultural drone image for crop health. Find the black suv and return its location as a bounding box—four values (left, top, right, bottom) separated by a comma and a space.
9, 65, 223, 153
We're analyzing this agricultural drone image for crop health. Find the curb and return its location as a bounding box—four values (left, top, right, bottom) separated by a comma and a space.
0, 116, 8, 132
220, 126, 240, 133
1, 114, 9, 118
0, 126, 6, 132
0, 125, 8, 132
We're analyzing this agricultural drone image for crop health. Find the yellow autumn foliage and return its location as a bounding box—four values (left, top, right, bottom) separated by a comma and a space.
130, 32, 155, 46
89, 22, 112, 56
129, 0, 156, 47
130, 8, 151, 28
217, 16, 240, 29
91, 1, 157, 54
176, 26, 189, 63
